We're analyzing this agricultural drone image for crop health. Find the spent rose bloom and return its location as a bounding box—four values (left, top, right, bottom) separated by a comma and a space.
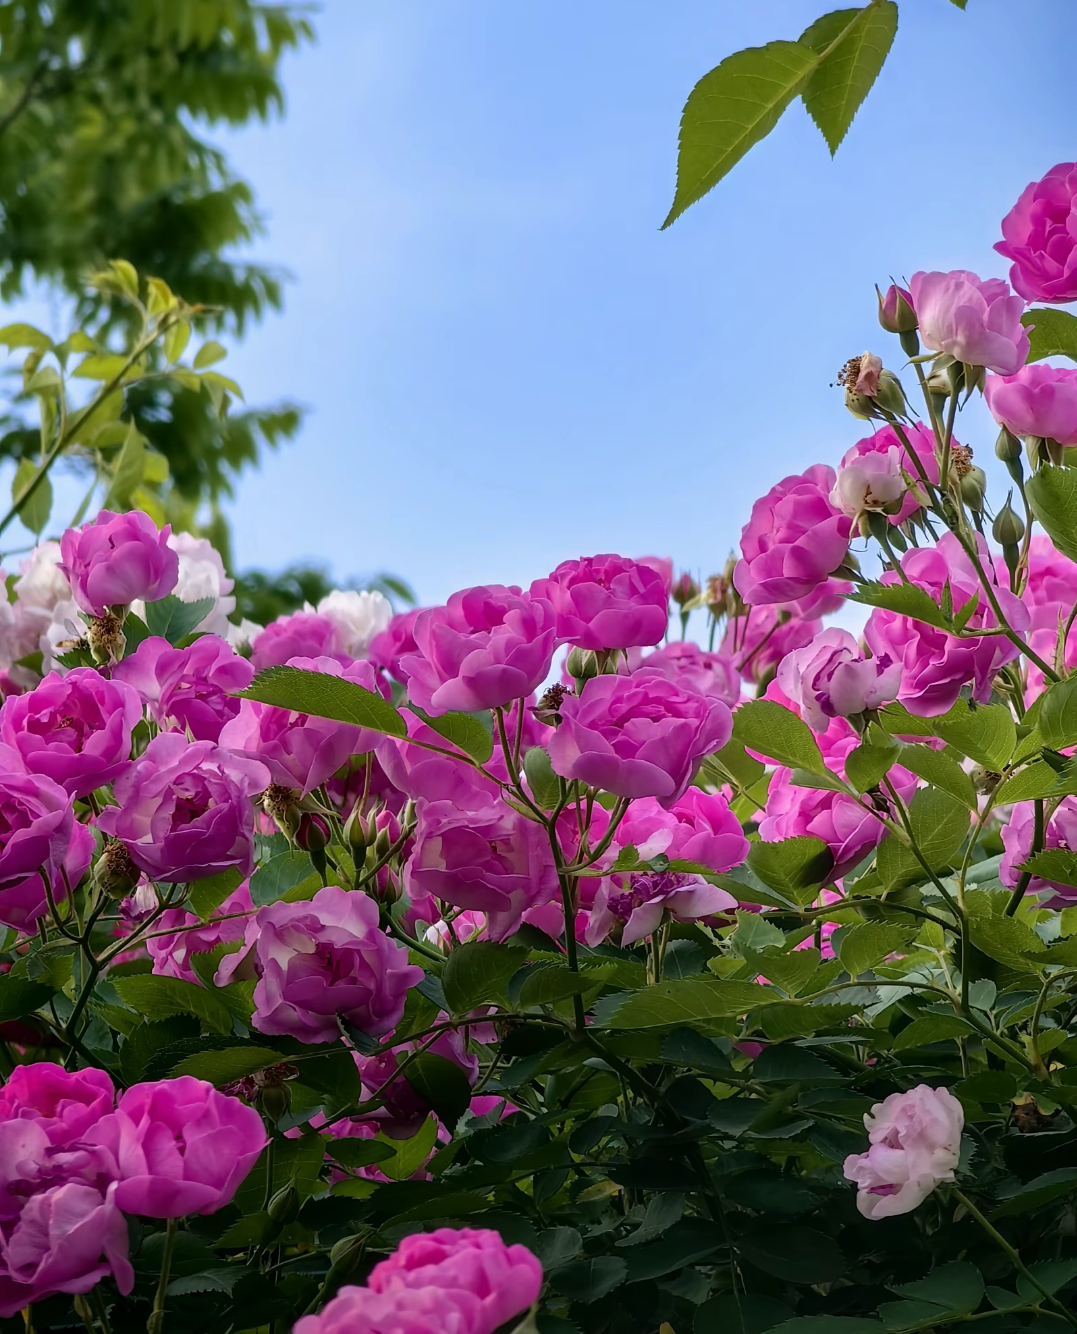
251, 613, 343, 671
87, 1077, 266, 1217
984, 363, 1077, 447
59, 509, 179, 617
401, 586, 557, 715
996, 161, 1077, 303
147, 881, 254, 983
547, 671, 732, 804
1000, 797, 1077, 905
777, 628, 901, 732
220, 656, 389, 794
835, 423, 938, 525
0, 668, 142, 797
843, 1085, 963, 1220
530, 554, 670, 650
864, 533, 1030, 716
406, 798, 559, 941
114, 634, 254, 742
0, 762, 95, 931
734, 465, 852, 606
231, 885, 424, 1044
909, 270, 1029, 375
630, 641, 740, 705
97, 733, 270, 883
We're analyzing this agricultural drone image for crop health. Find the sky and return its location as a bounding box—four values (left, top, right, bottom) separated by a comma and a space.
7, 0, 1077, 609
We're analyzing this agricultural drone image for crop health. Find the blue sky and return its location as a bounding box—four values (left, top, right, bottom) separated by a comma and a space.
8, 1, 1077, 608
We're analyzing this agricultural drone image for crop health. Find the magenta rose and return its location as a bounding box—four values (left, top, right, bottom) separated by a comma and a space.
1009, 536, 1077, 696
843, 1085, 963, 1221
97, 733, 269, 883
834, 423, 939, 525
0, 1063, 115, 1144
220, 655, 389, 794
87, 1076, 266, 1217
1001, 797, 1077, 905
530, 553, 670, 650
586, 871, 736, 946
405, 798, 559, 941
0, 761, 95, 932
631, 641, 740, 705
734, 465, 852, 606
984, 363, 1077, 447
996, 161, 1077, 303
114, 634, 254, 742
547, 671, 732, 804
400, 586, 557, 715
0, 668, 142, 798
909, 270, 1029, 375
251, 612, 343, 671
147, 880, 254, 983
369, 607, 424, 682
355, 1021, 478, 1139
864, 533, 1030, 717
721, 604, 823, 685
232, 885, 423, 1044
376, 711, 500, 810
613, 789, 748, 872
777, 628, 901, 732
59, 509, 179, 617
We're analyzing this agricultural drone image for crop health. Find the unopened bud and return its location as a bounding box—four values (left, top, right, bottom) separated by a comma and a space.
925, 356, 954, 396
565, 647, 598, 682
873, 369, 907, 418
959, 465, 988, 512
267, 1182, 300, 1227
343, 805, 372, 862
296, 812, 328, 854
992, 495, 1025, 547
877, 283, 917, 335
995, 425, 1022, 463
93, 838, 140, 900
259, 1082, 292, 1125
671, 572, 700, 607
328, 1233, 367, 1280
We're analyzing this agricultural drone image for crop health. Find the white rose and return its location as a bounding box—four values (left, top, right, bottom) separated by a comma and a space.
313, 589, 393, 658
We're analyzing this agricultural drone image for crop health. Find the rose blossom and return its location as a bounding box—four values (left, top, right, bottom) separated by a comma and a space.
1009, 536, 1077, 696
114, 634, 254, 742
1000, 797, 1077, 905
631, 641, 740, 705
376, 712, 501, 810
0, 1063, 115, 1143
864, 533, 1029, 716
777, 628, 901, 732
59, 509, 179, 617
369, 607, 424, 681
612, 789, 749, 871
529, 553, 670, 650
996, 161, 1077, 303
834, 423, 938, 525
400, 586, 557, 715
97, 733, 270, 883
0, 762, 95, 931
0, 668, 142, 798
87, 1076, 266, 1217
406, 798, 559, 941
315, 589, 393, 657
547, 671, 732, 804
734, 465, 852, 606
251, 612, 343, 671
586, 871, 737, 946
226, 885, 424, 1044
909, 270, 1029, 375
129, 531, 236, 636
354, 1021, 478, 1139
147, 881, 255, 983
220, 655, 389, 794
984, 363, 1077, 447
843, 1085, 963, 1220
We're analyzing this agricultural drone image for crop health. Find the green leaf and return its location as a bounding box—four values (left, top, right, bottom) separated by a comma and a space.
516, 963, 590, 1007
327, 1138, 397, 1169
402, 1053, 473, 1130
170, 1045, 284, 1084
733, 700, 826, 773
995, 761, 1060, 805
1018, 848, 1077, 889
73, 352, 131, 380
696, 1296, 796, 1334
111, 974, 234, 1034
661, 1026, 735, 1076
188, 867, 245, 920
193, 339, 227, 369
1027, 465, 1077, 566
103, 422, 146, 509
760, 1002, 858, 1041
897, 744, 977, 809
237, 665, 406, 737
744, 946, 822, 996
442, 941, 527, 1015
847, 580, 948, 629
144, 594, 215, 644
523, 745, 562, 809
769, 1322, 881, 1334
164, 319, 191, 364
1039, 675, 1077, 750
600, 979, 776, 1029
1017, 1259, 1077, 1300
551, 1256, 627, 1302
663, 40, 820, 227
375, 1115, 440, 1181
969, 914, 1044, 971
800, 2, 898, 154
0, 976, 55, 1021
738, 1223, 846, 1284
994, 1169, 1077, 1219
1023, 307, 1077, 363
892, 1014, 974, 1051
877, 787, 970, 888
249, 850, 320, 907
11, 458, 52, 536
838, 922, 915, 977
748, 837, 834, 897
956, 1070, 1017, 1103
0, 322, 52, 351
935, 703, 1017, 771
845, 738, 899, 793
411, 707, 493, 763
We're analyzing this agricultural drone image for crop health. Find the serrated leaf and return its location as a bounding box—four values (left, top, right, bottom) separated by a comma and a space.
848, 579, 948, 629
1027, 465, 1077, 566
188, 867, 246, 921
969, 914, 1044, 970
237, 665, 406, 736
1023, 307, 1077, 363
738, 1223, 846, 1284
442, 940, 527, 1014
0, 976, 55, 1021
170, 1045, 284, 1084
600, 979, 777, 1029
410, 707, 493, 762
897, 743, 976, 809
748, 837, 834, 897
1039, 675, 1077, 750
845, 738, 899, 793
760, 1002, 858, 1040
523, 745, 561, 809
516, 963, 590, 1007
995, 761, 1060, 805
877, 787, 970, 888
552, 1256, 627, 1302
144, 594, 215, 644
402, 1052, 472, 1130
892, 1014, 974, 1050
1018, 848, 1077, 889
663, 40, 820, 227
994, 1169, 1077, 1218
377, 1114, 439, 1180
838, 922, 914, 977
111, 974, 234, 1034
800, 2, 898, 154
249, 849, 319, 906
733, 699, 826, 773
11, 458, 52, 537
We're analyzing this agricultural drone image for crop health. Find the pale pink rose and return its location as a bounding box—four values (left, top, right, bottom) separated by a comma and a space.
843, 1085, 963, 1220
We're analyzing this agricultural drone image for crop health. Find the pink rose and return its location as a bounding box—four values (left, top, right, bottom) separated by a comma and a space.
251, 612, 344, 671
147, 881, 254, 983
0, 1063, 115, 1144
734, 465, 852, 607
777, 628, 901, 732
586, 872, 736, 946
0, 668, 142, 798
376, 711, 501, 810
0, 762, 95, 932
97, 733, 270, 883
1010, 536, 1077, 696
984, 363, 1077, 446
864, 533, 1030, 717
843, 1085, 963, 1219
631, 641, 740, 705
996, 161, 1077, 303
835, 423, 938, 525
530, 554, 670, 650
909, 270, 1029, 375
87, 1077, 266, 1217
369, 607, 424, 682
59, 509, 179, 617
612, 789, 749, 871
114, 634, 254, 742
1000, 797, 1077, 905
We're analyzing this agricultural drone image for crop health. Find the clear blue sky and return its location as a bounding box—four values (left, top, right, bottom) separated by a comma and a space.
14, 1, 1077, 606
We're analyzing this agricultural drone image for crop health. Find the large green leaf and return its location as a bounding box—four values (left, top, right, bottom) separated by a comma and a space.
800, 2, 898, 153
844, 737, 899, 793
170, 1045, 284, 1084
1039, 676, 1077, 750
882, 700, 1016, 770
1023, 307, 1077, 363
144, 594, 215, 644
892, 1014, 974, 1051
748, 837, 834, 897
236, 665, 406, 737
523, 745, 562, 809
402, 1053, 473, 1130
1019, 848, 1077, 889
600, 979, 776, 1029
847, 580, 948, 629
738, 1223, 846, 1284
890, 1262, 984, 1312
897, 743, 976, 809
0, 975, 55, 1021
112, 974, 235, 1035
188, 867, 246, 920
877, 787, 970, 888
441, 941, 527, 1015
663, 41, 819, 228
838, 922, 915, 977
1027, 465, 1077, 566
11, 457, 52, 536
249, 850, 320, 906
551, 1256, 627, 1302
410, 707, 493, 763
969, 914, 1044, 970
732, 699, 826, 773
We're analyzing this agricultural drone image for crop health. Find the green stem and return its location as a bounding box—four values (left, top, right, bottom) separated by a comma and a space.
1006, 798, 1044, 917
146, 1218, 179, 1334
